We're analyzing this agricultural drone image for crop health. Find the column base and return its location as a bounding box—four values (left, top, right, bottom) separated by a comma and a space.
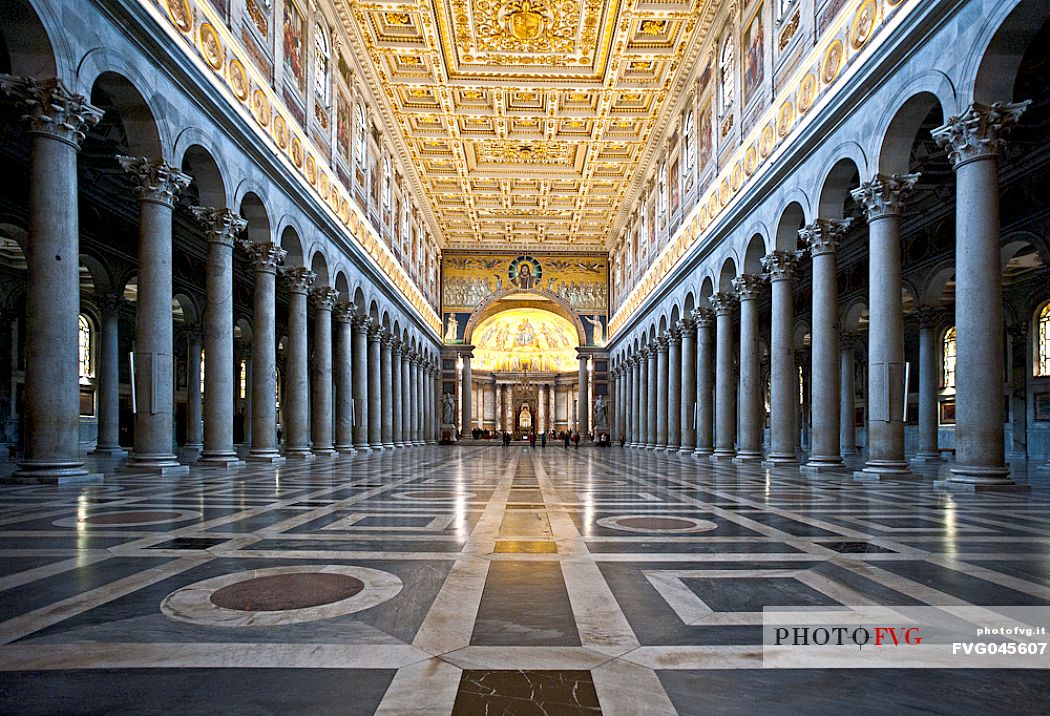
91, 445, 128, 457
1037, 464, 1050, 474
8, 461, 103, 484
677, 447, 695, 455
801, 460, 847, 475
693, 448, 713, 457
368, 444, 385, 452
312, 448, 339, 457
645, 443, 657, 450
122, 460, 190, 476
183, 443, 203, 452
284, 450, 315, 461
335, 446, 357, 456
426, 440, 437, 445
247, 451, 286, 464
414, 440, 425, 447
910, 452, 945, 464
853, 461, 919, 481
710, 450, 736, 462
935, 470, 1030, 492
840, 447, 860, 456
354, 444, 373, 453
733, 452, 763, 464
394, 442, 406, 448
762, 453, 799, 468
197, 454, 246, 469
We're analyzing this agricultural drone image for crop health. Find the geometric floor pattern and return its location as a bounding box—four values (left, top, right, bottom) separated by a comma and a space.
1, 446, 1050, 714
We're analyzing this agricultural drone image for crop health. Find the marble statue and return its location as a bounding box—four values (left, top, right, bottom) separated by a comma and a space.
441, 392, 456, 425
593, 394, 609, 432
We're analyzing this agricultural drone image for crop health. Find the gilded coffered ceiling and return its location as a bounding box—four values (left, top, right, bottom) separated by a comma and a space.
334, 0, 710, 251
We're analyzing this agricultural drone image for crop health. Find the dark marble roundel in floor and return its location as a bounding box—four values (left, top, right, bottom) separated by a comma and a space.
616, 517, 698, 530
210, 573, 365, 612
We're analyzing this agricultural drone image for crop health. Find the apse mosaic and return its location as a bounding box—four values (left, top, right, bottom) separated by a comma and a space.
470, 308, 579, 373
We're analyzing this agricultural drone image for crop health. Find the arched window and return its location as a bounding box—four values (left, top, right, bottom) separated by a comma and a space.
657, 162, 667, 218
683, 109, 695, 171
720, 33, 736, 116
239, 359, 247, 399
942, 327, 957, 389
355, 104, 367, 166
313, 23, 330, 105
1037, 303, 1050, 376
383, 157, 392, 212
78, 314, 94, 384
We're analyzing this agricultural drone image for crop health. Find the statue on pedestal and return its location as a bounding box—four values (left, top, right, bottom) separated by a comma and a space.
593, 394, 609, 433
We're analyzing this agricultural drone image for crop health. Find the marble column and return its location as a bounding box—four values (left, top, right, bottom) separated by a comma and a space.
577, 352, 590, 438
282, 268, 315, 459
333, 303, 356, 455
678, 318, 697, 453
1, 77, 102, 482
380, 332, 395, 449
913, 308, 944, 463
92, 294, 127, 455
460, 350, 473, 437
761, 251, 802, 466
391, 340, 403, 447
646, 344, 659, 448
655, 336, 670, 449
638, 349, 651, 448
694, 308, 715, 456
367, 324, 383, 450
239, 341, 253, 445
400, 348, 411, 446
184, 324, 204, 452
839, 332, 858, 456
495, 384, 503, 432
801, 220, 850, 472
710, 292, 738, 461
310, 287, 338, 456
629, 356, 641, 447
425, 363, 436, 444
933, 101, 1029, 489
412, 354, 423, 445
538, 384, 547, 434
667, 330, 682, 450
119, 155, 191, 474
851, 174, 918, 480
733, 275, 764, 463
193, 207, 246, 467
352, 316, 370, 451
240, 242, 286, 462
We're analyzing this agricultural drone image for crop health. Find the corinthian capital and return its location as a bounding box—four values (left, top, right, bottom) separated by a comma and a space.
932, 101, 1030, 168
190, 206, 247, 245
692, 307, 715, 327
0, 75, 103, 147
761, 250, 804, 282
709, 291, 738, 316
333, 300, 356, 323
281, 267, 316, 294
732, 273, 764, 300
309, 286, 339, 310
914, 306, 944, 329
239, 241, 286, 273
117, 156, 191, 206
850, 173, 919, 219
800, 218, 852, 256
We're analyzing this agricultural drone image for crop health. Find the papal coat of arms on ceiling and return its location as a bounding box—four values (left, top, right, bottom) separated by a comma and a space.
475, 0, 577, 54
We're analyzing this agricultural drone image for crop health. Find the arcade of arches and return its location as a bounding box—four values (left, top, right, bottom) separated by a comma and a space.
2, 0, 1050, 713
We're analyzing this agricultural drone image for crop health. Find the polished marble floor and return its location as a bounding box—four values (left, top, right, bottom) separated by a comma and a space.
1, 446, 1050, 714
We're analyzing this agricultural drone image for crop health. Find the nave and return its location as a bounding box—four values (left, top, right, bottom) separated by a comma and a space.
0, 447, 1049, 714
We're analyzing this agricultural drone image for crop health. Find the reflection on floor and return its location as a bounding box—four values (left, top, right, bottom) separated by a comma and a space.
1, 446, 1050, 714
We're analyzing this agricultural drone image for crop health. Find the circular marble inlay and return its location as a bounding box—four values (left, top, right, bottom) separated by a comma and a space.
392, 490, 477, 502
160, 565, 403, 627
210, 573, 365, 612
52, 509, 201, 528
597, 514, 717, 534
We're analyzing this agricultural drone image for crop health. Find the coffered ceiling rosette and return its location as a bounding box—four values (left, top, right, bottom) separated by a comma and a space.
338, 0, 706, 251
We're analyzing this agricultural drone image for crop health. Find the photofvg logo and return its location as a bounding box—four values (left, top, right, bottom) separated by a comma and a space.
761, 607, 1050, 669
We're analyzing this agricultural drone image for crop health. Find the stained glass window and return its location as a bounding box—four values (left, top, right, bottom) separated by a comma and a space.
78, 314, 93, 383
942, 327, 957, 389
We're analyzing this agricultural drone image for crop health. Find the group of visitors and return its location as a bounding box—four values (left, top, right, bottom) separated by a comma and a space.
493, 429, 584, 449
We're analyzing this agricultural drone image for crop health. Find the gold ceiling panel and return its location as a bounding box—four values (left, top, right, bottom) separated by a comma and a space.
340, 0, 707, 249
